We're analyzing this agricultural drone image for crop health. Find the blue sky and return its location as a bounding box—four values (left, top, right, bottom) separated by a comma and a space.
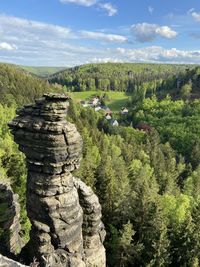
0, 0, 200, 66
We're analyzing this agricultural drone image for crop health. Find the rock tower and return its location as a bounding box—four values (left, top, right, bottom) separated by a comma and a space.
8, 93, 106, 267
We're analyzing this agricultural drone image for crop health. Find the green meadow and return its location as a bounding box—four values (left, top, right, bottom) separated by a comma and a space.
69, 91, 131, 112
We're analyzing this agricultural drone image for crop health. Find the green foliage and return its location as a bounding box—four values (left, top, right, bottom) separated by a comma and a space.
160, 194, 191, 225
69, 90, 130, 112
180, 80, 192, 99
49, 62, 190, 94
0, 63, 55, 107
117, 222, 135, 267
1, 63, 200, 266
71, 100, 200, 266
134, 96, 200, 157
0, 103, 30, 244
184, 166, 200, 203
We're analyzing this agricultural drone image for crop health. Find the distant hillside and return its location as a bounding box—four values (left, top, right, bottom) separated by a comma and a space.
0, 63, 55, 106
21, 66, 66, 77
48, 63, 193, 94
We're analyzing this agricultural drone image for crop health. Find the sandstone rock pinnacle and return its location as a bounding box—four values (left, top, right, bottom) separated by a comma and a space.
8, 93, 106, 267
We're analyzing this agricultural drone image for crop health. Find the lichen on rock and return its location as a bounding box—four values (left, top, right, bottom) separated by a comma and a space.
8, 93, 106, 267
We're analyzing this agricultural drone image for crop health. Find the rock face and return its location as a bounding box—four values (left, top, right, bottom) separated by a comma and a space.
8, 93, 106, 267
0, 254, 28, 267
74, 179, 106, 267
0, 181, 23, 256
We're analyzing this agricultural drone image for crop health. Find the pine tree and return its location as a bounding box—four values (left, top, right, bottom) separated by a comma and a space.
118, 222, 135, 267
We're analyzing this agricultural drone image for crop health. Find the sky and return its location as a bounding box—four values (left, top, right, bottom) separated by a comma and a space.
0, 0, 200, 66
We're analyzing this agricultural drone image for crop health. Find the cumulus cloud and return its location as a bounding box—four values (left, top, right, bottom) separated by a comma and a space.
131, 23, 177, 42
0, 42, 17, 50
98, 3, 117, 16
59, 0, 97, 7
0, 14, 199, 66
79, 46, 200, 66
155, 26, 177, 38
131, 23, 157, 42
80, 30, 127, 42
190, 11, 200, 22
113, 46, 200, 64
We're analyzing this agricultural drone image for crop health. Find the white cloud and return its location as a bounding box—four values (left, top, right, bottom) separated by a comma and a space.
80, 30, 127, 42
0, 14, 91, 66
89, 57, 123, 63
0, 14, 199, 66
60, 0, 117, 16
148, 6, 154, 14
0, 42, 17, 50
0, 14, 71, 39
131, 23, 157, 42
79, 46, 200, 66
191, 11, 200, 22
131, 23, 177, 42
98, 3, 117, 16
188, 8, 200, 22
114, 46, 200, 64
59, 0, 97, 7
155, 26, 177, 38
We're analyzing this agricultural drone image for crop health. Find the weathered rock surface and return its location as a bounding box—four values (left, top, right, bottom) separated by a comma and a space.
0, 181, 23, 256
0, 254, 28, 267
74, 178, 106, 267
8, 93, 106, 267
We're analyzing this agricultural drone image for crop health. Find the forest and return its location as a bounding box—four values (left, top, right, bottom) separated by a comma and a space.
1, 62, 200, 266
48, 63, 195, 95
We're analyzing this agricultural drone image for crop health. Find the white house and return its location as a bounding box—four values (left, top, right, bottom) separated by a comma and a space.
95, 106, 102, 112
91, 97, 100, 106
121, 107, 129, 115
105, 114, 112, 120
112, 120, 119, 127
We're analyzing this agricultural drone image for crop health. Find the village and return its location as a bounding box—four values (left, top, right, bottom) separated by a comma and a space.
80, 95, 129, 127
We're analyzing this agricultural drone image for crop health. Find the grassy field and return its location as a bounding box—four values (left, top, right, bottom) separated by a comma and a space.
69, 91, 131, 112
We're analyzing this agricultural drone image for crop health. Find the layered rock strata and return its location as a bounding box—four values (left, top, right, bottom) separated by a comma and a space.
0, 181, 23, 256
8, 93, 106, 267
74, 178, 106, 267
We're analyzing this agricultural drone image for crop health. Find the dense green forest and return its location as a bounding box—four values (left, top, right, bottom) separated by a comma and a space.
0, 63, 66, 106
48, 63, 195, 95
2, 62, 200, 266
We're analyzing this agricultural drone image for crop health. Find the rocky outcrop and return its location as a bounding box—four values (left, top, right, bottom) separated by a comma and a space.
8, 93, 106, 267
74, 178, 106, 267
0, 181, 23, 256
0, 254, 28, 267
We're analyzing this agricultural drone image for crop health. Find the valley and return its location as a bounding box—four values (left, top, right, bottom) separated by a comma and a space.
1, 62, 200, 266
